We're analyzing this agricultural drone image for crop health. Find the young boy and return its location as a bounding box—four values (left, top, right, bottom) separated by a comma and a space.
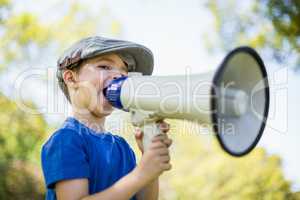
41, 36, 173, 200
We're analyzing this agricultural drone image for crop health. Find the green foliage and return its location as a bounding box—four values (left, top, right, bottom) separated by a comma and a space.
0, 94, 47, 162
0, 0, 10, 27
0, 1, 98, 70
0, 93, 47, 199
5, 13, 50, 45
0, 0, 10, 5
266, 0, 300, 52
0, 160, 45, 200
206, 0, 300, 67
294, 192, 300, 199
0, 12, 51, 69
0, 0, 49, 69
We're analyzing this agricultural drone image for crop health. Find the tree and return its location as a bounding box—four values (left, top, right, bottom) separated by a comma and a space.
0, 92, 48, 199
0, 0, 100, 70
205, 0, 300, 69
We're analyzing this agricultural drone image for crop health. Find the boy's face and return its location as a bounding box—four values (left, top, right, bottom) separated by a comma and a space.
64, 53, 128, 117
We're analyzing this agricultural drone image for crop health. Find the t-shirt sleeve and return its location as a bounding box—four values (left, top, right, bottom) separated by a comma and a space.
41, 129, 90, 189
114, 134, 137, 169
121, 136, 137, 168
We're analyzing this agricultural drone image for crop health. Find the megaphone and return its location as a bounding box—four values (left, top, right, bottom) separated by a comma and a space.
104, 46, 269, 157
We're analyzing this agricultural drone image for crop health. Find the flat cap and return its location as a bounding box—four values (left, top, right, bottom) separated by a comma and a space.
57, 36, 154, 75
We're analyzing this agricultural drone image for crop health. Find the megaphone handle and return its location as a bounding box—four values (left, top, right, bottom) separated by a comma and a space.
141, 122, 162, 151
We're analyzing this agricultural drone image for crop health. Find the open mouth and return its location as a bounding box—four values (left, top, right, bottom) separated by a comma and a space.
102, 78, 113, 96
101, 78, 117, 105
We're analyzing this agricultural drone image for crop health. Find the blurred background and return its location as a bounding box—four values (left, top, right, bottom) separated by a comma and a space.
0, 0, 299, 199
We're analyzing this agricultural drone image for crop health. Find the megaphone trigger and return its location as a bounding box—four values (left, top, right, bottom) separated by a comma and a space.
130, 109, 165, 150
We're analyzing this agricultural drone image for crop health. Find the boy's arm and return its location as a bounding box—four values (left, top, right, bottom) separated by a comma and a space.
135, 178, 159, 200
56, 167, 148, 200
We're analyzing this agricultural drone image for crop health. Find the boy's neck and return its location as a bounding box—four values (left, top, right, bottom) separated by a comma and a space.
71, 111, 106, 133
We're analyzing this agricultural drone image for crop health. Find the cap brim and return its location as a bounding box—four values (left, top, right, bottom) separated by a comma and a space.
84, 44, 154, 75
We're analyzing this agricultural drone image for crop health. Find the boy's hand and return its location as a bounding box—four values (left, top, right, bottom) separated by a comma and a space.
133, 120, 173, 185
134, 134, 172, 185
134, 120, 172, 154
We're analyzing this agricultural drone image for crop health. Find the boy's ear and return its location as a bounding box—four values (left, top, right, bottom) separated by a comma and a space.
63, 70, 78, 89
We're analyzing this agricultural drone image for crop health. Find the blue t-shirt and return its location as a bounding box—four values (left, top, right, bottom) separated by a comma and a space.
41, 117, 137, 200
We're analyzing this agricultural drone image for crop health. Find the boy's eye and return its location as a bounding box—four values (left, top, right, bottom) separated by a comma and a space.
98, 65, 111, 70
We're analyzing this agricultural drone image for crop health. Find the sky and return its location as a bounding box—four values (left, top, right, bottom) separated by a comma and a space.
3, 0, 300, 191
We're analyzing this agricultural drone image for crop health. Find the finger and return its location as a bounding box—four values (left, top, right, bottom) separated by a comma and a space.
160, 122, 170, 133
156, 119, 164, 123
137, 143, 144, 152
156, 147, 169, 155
160, 155, 170, 163
151, 134, 167, 142
135, 127, 142, 134
163, 138, 173, 147
134, 128, 143, 139
149, 140, 166, 149
161, 163, 172, 171
157, 120, 170, 132
134, 137, 142, 148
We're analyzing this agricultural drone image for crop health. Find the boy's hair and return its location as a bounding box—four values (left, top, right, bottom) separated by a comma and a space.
56, 61, 83, 103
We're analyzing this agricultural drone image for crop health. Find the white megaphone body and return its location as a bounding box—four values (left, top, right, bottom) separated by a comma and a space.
103, 47, 269, 156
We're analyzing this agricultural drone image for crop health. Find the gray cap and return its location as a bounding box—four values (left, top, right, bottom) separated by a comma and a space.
57, 36, 154, 75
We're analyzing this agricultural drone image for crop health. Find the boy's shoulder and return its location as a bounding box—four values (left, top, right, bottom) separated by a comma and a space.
42, 127, 82, 150
45, 117, 83, 144
42, 118, 85, 150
